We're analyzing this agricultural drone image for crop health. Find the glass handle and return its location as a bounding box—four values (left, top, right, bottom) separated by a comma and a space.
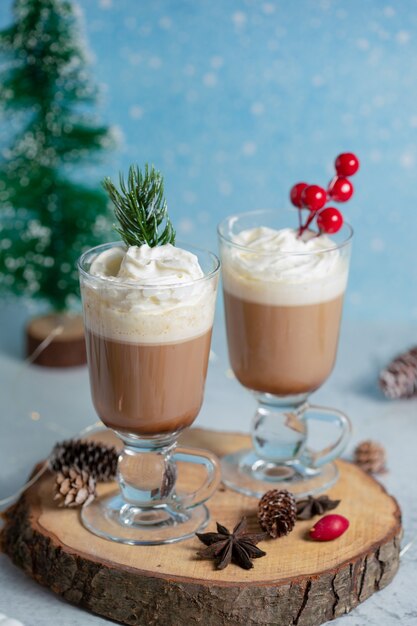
304, 404, 352, 468
172, 446, 221, 509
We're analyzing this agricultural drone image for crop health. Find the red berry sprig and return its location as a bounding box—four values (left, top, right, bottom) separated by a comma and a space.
289, 152, 359, 237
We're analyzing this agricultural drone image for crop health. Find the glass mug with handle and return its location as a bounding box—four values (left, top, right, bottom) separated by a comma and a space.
218, 210, 352, 498
78, 241, 221, 545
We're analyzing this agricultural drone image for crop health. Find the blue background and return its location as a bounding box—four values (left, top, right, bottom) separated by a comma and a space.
1, 0, 417, 322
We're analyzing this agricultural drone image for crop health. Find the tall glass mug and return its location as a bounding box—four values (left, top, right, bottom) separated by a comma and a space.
78, 242, 220, 544
218, 210, 352, 497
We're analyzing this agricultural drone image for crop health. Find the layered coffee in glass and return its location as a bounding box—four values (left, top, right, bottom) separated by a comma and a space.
79, 241, 220, 544
218, 210, 352, 497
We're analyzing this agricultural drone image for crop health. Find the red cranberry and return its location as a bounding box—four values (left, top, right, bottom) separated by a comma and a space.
328, 176, 353, 203
309, 514, 349, 541
301, 184, 327, 211
316, 207, 343, 234
290, 182, 309, 208
335, 152, 360, 177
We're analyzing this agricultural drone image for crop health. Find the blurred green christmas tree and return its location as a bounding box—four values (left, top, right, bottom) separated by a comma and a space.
0, 0, 115, 310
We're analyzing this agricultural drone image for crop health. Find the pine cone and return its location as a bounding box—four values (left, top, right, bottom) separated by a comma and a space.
258, 489, 297, 538
379, 346, 417, 399
54, 466, 96, 507
50, 439, 118, 481
354, 440, 386, 474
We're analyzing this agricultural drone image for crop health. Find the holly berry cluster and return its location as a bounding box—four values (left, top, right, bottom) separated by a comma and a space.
290, 152, 360, 237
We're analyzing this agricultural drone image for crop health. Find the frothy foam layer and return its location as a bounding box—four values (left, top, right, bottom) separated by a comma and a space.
82, 244, 216, 343
222, 227, 348, 305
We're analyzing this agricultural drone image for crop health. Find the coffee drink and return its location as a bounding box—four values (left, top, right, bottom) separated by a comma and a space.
221, 226, 348, 396
224, 292, 343, 395
86, 330, 212, 435
81, 243, 217, 436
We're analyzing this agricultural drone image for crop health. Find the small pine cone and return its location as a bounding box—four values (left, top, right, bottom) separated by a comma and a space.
54, 466, 96, 508
354, 440, 386, 474
258, 489, 297, 538
50, 439, 118, 481
379, 346, 417, 399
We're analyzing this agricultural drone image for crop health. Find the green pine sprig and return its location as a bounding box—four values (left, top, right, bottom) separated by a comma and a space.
103, 164, 176, 248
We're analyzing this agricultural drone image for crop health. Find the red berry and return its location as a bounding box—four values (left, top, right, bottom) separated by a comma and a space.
301, 185, 327, 211
290, 182, 308, 208
335, 152, 359, 177
316, 207, 343, 234
328, 176, 353, 203
309, 514, 349, 541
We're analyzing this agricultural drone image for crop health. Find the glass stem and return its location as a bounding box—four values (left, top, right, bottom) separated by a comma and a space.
116, 433, 178, 508
251, 393, 309, 463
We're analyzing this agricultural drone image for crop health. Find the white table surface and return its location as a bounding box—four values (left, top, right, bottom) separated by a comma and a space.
0, 306, 416, 626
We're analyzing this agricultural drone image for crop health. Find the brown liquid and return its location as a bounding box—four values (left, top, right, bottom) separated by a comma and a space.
224, 291, 344, 395
85, 330, 212, 435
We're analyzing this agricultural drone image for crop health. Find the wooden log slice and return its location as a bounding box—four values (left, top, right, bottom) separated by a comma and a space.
26, 312, 86, 367
1, 429, 401, 626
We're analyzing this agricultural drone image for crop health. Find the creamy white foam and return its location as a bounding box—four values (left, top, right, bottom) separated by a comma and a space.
82, 244, 217, 343
90, 243, 205, 284
222, 227, 348, 305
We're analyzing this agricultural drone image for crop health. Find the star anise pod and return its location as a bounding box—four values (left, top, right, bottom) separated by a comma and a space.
296, 494, 340, 520
196, 517, 267, 570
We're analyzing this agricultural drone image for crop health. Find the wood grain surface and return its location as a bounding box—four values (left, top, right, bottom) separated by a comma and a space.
1, 428, 402, 626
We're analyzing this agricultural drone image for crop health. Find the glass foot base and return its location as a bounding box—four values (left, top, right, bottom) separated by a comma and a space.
81, 490, 209, 545
221, 449, 339, 498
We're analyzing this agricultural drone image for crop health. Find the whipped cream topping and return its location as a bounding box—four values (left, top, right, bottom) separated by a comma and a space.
82, 244, 216, 343
90, 243, 204, 285
222, 227, 348, 305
